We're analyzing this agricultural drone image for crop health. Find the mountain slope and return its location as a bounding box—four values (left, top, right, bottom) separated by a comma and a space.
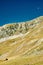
0, 16, 43, 65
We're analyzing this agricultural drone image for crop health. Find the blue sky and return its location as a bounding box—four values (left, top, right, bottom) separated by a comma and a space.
0, 0, 43, 26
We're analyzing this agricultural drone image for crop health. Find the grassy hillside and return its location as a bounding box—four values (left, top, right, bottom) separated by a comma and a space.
0, 16, 43, 65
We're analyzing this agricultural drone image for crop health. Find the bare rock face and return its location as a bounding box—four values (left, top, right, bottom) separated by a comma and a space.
0, 16, 43, 39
